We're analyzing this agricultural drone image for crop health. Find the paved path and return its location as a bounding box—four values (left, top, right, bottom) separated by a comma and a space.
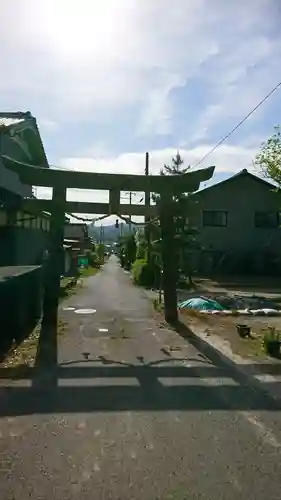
1, 256, 281, 499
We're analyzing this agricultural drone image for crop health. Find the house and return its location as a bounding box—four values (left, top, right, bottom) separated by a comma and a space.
63, 222, 93, 272
64, 223, 92, 251
0, 111, 51, 266
190, 169, 281, 275
0, 111, 48, 202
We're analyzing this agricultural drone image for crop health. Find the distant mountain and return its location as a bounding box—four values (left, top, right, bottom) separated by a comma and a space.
88, 223, 143, 243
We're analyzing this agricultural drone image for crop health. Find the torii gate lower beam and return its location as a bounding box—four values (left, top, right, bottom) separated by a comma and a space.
21, 198, 158, 217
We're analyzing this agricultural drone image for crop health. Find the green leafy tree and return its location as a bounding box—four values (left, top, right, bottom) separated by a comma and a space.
96, 243, 105, 264
255, 125, 281, 186
135, 230, 147, 260
118, 233, 136, 269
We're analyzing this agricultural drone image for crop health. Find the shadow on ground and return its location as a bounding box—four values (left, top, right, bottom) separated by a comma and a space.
0, 320, 281, 417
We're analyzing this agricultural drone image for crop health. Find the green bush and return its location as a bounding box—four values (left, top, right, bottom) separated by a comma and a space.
89, 252, 102, 268
132, 259, 159, 287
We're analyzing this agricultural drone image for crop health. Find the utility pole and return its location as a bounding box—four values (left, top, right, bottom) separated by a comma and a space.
99, 224, 103, 245
99, 224, 104, 264
144, 152, 151, 263
129, 191, 132, 233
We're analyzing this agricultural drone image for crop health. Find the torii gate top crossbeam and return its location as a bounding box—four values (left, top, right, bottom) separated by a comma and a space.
2, 155, 215, 193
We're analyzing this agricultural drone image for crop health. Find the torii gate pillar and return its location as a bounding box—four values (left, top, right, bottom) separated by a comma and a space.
37, 186, 66, 366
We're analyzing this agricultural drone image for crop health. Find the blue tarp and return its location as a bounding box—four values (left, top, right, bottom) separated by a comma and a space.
178, 296, 224, 311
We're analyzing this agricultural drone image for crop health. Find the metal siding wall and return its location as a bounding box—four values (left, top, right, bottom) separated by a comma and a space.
0, 129, 32, 197
0, 226, 48, 266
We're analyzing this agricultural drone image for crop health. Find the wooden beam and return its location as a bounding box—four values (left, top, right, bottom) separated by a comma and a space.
22, 198, 158, 216
2, 155, 215, 193
109, 189, 121, 214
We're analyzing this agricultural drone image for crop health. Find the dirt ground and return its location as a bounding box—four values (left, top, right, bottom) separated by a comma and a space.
180, 310, 281, 360
194, 275, 281, 295
178, 275, 281, 362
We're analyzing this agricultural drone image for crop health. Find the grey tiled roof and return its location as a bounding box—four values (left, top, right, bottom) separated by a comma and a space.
64, 223, 88, 239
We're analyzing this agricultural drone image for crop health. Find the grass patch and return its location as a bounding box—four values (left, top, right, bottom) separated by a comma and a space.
234, 333, 265, 359
1, 322, 41, 369
1, 319, 69, 370
59, 276, 79, 301
152, 297, 164, 312
79, 266, 100, 278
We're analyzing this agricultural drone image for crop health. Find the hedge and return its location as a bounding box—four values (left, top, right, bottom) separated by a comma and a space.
132, 258, 160, 287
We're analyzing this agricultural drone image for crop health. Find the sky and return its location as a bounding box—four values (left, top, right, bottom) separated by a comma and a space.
1, 0, 281, 224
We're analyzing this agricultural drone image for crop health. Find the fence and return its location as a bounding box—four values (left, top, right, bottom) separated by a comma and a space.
0, 265, 43, 355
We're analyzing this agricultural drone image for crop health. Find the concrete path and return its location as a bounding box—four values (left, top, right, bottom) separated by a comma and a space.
1, 256, 281, 499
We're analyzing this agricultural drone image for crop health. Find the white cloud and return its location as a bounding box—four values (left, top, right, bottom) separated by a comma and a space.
190, 32, 281, 142
0, 0, 280, 226
2, 0, 278, 136
60, 143, 257, 176
37, 119, 58, 132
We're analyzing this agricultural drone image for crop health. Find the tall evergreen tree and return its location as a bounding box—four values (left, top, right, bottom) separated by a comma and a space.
153, 152, 199, 286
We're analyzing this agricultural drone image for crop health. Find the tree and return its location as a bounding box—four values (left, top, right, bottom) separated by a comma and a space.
160, 151, 191, 176
118, 233, 136, 269
255, 125, 281, 186
153, 152, 199, 286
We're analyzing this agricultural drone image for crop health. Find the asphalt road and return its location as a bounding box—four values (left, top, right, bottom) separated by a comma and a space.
1, 256, 281, 499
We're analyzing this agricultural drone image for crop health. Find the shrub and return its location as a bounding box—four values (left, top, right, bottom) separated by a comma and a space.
132, 259, 157, 287
89, 252, 102, 268
263, 326, 281, 357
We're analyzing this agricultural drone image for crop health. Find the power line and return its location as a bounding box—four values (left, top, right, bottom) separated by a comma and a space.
193, 80, 281, 168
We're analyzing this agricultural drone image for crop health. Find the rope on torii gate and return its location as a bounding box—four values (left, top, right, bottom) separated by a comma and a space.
69, 211, 160, 227
67, 213, 110, 223
116, 212, 159, 227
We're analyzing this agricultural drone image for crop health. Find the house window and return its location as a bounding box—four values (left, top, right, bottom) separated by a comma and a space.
254, 211, 279, 228
203, 210, 228, 227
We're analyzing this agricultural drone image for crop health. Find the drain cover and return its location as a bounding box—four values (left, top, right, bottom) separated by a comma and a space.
75, 309, 97, 314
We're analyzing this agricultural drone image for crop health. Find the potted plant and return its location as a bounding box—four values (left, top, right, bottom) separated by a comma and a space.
263, 326, 281, 358
236, 324, 251, 338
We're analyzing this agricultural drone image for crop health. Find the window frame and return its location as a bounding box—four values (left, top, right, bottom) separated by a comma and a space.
202, 210, 228, 228
254, 211, 279, 228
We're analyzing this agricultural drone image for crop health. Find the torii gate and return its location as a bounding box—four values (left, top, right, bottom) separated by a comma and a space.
2, 154, 215, 331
